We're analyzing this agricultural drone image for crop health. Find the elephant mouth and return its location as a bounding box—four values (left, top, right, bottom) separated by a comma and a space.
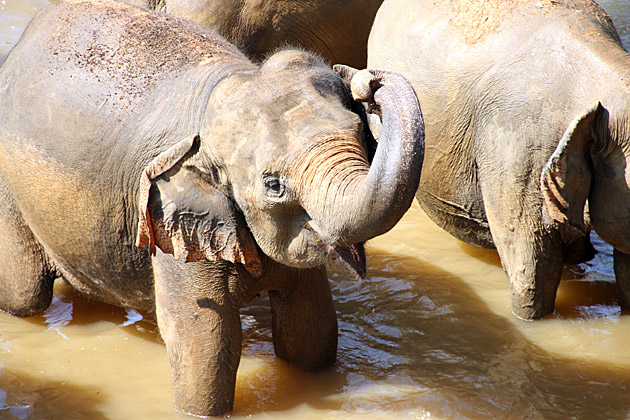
334, 242, 367, 279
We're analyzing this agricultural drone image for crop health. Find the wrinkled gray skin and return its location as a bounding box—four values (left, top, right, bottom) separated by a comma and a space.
139, 0, 382, 68
369, 0, 630, 320
0, 0, 424, 417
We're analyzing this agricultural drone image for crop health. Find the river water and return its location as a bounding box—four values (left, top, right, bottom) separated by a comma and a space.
1, 1, 630, 419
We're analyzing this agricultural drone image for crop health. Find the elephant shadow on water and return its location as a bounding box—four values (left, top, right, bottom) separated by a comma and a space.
4, 249, 630, 419
325, 251, 630, 419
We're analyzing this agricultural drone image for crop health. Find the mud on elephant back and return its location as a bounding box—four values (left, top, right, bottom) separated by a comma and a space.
368, 0, 630, 320
0, 0, 424, 417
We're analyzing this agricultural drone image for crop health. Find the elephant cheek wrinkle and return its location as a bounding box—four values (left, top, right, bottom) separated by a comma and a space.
292, 135, 369, 215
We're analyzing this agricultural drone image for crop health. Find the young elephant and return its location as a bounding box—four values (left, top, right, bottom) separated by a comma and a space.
144, 0, 383, 68
369, 0, 630, 319
0, 0, 424, 416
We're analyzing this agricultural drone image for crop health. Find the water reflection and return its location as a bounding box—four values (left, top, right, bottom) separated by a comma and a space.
4, 224, 629, 420
328, 251, 630, 420
0, 387, 31, 419
42, 296, 73, 339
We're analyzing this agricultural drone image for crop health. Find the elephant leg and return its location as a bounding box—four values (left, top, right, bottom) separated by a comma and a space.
152, 251, 243, 417
0, 178, 55, 317
268, 265, 337, 369
614, 248, 630, 309
490, 223, 564, 319
482, 189, 564, 319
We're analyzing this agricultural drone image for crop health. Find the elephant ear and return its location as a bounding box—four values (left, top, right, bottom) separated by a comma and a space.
136, 135, 263, 277
540, 103, 603, 242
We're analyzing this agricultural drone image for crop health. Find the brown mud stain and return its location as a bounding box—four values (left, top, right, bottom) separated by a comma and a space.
435, 0, 617, 44
47, 0, 242, 111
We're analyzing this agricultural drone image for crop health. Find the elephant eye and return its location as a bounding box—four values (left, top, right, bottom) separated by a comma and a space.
263, 176, 286, 198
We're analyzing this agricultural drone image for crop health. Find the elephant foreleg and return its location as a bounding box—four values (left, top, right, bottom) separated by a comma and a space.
483, 195, 564, 319
152, 251, 242, 417
614, 248, 630, 309
268, 265, 337, 369
502, 233, 564, 320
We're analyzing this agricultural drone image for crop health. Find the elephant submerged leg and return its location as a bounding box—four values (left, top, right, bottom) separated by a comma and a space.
498, 228, 564, 320
152, 252, 244, 417
268, 265, 337, 369
486, 212, 564, 319
481, 176, 564, 319
613, 249, 630, 309
0, 174, 56, 317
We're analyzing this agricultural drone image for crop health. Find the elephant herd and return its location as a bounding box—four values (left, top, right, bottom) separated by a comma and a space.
0, 0, 628, 417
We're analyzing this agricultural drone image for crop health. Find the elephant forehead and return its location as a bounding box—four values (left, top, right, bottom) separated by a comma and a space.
255, 59, 348, 104
224, 88, 358, 144
283, 99, 312, 119
259, 49, 326, 74
253, 81, 346, 113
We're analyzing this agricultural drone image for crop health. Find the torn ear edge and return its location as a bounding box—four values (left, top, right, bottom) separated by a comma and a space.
136, 135, 199, 254
540, 102, 603, 242
135, 134, 263, 277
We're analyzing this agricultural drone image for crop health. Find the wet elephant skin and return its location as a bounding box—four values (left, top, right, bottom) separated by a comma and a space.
0, 0, 424, 416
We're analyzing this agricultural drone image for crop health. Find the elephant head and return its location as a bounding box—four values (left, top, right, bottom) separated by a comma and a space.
136, 50, 425, 276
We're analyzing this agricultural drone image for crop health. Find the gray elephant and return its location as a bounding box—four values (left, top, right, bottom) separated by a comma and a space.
0, 0, 424, 416
368, 0, 630, 319
141, 0, 383, 68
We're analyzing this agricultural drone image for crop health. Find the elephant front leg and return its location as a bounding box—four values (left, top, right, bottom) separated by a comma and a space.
614, 248, 630, 309
492, 225, 565, 319
268, 265, 337, 369
482, 190, 565, 320
152, 252, 242, 417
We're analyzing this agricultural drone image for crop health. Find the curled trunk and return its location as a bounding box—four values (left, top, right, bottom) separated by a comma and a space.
296, 69, 425, 245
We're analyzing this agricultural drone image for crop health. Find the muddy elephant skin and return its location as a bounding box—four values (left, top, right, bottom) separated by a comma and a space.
144, 0, 383, 68
0, 0, 424, 416
369, 0, 630, 319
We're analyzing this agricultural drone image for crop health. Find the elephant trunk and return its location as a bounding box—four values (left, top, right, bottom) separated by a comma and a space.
295, 68, 425, 246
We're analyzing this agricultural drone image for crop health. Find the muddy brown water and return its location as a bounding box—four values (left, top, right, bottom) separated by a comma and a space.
1, 1, 630, 419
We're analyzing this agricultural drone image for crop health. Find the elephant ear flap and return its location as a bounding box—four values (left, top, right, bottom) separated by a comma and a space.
136, 135, 263, 277
540, 103, 603, 241
136, 135, 198, 253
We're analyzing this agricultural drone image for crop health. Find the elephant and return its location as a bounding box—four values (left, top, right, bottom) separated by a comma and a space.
0, 0, 424, 417
141, 0, 383, 68
368, 0, 630, 320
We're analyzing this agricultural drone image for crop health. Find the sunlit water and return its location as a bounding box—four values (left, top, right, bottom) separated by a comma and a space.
1, 1, 630, 419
